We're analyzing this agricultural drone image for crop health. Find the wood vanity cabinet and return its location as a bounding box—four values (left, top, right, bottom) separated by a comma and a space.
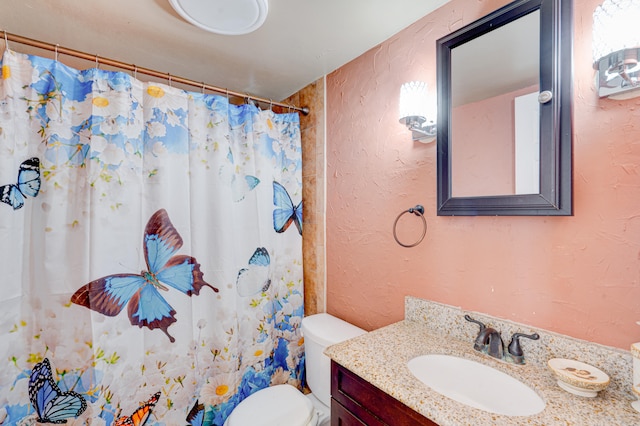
331, 361, 438, 426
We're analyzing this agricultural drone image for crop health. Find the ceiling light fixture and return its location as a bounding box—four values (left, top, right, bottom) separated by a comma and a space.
169, 0, 268, 36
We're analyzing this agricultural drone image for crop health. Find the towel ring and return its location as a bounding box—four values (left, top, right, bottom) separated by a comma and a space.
393, 205, 427, 248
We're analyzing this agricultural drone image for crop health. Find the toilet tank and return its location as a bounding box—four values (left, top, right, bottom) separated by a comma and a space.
301, 313, 366, 407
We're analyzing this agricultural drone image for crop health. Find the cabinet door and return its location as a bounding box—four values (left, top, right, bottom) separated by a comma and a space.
331, 361, 438, 426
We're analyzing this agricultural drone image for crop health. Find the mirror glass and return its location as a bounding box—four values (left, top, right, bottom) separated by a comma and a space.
436, 0, 572, 215
451, 11, 539, 197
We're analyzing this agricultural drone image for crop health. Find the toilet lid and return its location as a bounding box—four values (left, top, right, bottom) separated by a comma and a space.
225, 384, 315, 426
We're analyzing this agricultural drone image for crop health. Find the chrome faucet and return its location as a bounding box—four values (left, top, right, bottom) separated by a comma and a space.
464, 315, 539, 364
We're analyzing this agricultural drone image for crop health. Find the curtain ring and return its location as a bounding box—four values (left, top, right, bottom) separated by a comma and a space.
133, 65, 138, 80
3, 31, 8, 51
225, 88, 229, 101
95, 54, 99, 69
269, 99, 273, 111
393, 205, 427, 248
168, 73, 172, 87
201, 82, 205, 94
54, 44, 59, 61
246, 96, 257, 108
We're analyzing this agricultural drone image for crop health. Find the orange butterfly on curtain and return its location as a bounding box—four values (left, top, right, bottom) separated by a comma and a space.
114, 391, 161, 426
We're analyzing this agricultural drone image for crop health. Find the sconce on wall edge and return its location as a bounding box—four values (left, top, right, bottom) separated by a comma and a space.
593, 0, 640, 99
399, 81, 437, 143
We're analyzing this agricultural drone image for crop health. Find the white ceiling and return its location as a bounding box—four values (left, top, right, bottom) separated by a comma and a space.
0, 0, 450, 102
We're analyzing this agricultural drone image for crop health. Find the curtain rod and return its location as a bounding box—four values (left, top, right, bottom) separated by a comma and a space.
1, 31, 310, 116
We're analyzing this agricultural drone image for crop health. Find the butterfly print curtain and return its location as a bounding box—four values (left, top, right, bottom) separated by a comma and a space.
0, 49, 304, 425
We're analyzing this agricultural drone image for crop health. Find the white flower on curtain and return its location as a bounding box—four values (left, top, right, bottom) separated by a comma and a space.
0, 49, 304, 426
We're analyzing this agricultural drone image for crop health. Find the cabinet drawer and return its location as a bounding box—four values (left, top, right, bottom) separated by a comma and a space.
331, 361, 437, 426
331, 399, 371, 426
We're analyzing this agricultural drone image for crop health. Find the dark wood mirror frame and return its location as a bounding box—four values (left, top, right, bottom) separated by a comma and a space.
436, 0, 573, 216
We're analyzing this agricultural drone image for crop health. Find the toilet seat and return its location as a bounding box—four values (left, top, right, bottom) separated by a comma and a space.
224, 384, 317, 426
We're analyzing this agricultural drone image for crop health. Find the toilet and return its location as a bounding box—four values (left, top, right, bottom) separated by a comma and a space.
224, 313, 366, 426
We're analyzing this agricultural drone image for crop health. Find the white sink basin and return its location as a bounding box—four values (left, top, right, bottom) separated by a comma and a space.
407, 354, 545, 416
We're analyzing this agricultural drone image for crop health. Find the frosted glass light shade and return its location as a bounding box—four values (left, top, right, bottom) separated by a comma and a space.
399, 81, 429, 121
169, 0, 268, 35
399, 81, 436, 142
593, 0, 640, 62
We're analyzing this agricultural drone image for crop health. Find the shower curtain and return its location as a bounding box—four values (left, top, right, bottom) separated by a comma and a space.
0, 49, 304, 426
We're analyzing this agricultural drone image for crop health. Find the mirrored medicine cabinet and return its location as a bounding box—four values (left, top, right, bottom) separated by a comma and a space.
436, 0, 573, 216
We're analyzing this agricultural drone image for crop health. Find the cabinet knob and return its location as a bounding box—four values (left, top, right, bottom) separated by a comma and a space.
538, 91, 553, 104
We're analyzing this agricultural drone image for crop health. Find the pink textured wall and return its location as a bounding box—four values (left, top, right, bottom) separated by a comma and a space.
326, 0, 640, 349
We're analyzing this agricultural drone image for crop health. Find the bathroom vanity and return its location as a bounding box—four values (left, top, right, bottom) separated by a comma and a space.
331, 361, 436, 425
326, 297, 640, 426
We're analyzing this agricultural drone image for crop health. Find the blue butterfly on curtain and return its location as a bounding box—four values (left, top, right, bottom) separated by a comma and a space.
236, 247, 271, 297
273, 181, 302, 235
28, 358, 87, 424
114, 391, 161, 426
219, 148, 260, 202
186, 400, 204, 426
0, 157, 41, 210
71, 208, 218, 342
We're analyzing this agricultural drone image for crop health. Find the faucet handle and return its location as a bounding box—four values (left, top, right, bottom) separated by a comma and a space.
465, 315, 489, 352
464, 314, 486, 333
507, 332, 540, 364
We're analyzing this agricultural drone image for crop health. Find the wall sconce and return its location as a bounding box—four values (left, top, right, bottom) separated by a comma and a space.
399, 81, 436, 143
593, 0, 640, 99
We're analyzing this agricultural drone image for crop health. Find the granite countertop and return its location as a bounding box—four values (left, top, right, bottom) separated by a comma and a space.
325, 320, 640, 426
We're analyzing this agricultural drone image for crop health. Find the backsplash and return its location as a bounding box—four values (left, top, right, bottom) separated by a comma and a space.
405, 296, 635, 401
